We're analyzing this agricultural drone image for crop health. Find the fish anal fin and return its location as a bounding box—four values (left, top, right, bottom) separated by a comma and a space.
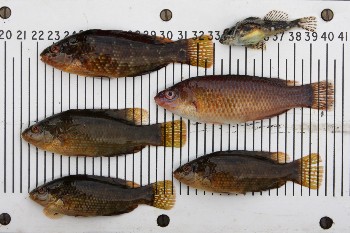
264, 10, 289, 21
260, 109, 288, 120
130, 64, 169, 77
246, 40, 266, 50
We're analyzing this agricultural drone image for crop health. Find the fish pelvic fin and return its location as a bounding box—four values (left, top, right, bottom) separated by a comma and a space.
310, 81, 334, 111
296, 16, 317, 32
160, 120, 187, 148
293, 153, 323, 189
152, 180, 176, 210
246, 40, 266, 50
186, 35, 213, 68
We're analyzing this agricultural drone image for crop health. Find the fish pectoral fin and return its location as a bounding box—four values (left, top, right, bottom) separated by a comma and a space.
264, 10, 289, 21
43, 205, 63, 219
246, 41, 266, 50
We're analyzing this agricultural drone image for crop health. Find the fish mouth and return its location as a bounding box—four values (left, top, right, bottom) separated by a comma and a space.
154, 92, 165, 107
40, 48, 51, 63
21, 128, 31, 142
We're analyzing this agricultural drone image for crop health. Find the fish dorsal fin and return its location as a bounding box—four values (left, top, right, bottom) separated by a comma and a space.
86, 30, 173, 45
82, 175, 140, 188
68, 108, 149, 125
216, 150, 290, 164
264, 10, 289, 21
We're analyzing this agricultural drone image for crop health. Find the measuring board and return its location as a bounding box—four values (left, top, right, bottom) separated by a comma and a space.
0, 0, 349, 232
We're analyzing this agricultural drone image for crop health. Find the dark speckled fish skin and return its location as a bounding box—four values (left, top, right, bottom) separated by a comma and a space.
40, 30, 213, 78
29, 175, 175, 217
173, 151, 323, 193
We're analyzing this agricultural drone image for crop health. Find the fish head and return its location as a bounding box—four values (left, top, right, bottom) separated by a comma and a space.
40, 34, 82, 71
154, 83, 197, 120
29, 181, 61, 207
219, 27, 238, 45
173, 162, 198, 185
21, 117, 60, 150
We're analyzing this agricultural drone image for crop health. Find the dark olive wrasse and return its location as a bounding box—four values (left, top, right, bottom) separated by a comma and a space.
220, 10, 317, 49
174, 151, 323, 193
40, 29, 213, 78
30, 175, 175, 218
155, 75, 334, 124
21, 108, 186, 157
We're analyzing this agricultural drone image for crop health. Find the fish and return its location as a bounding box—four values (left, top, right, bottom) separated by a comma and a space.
21, 108, 186, 157
174, 150, 323, 193
40, 29, 213, 78
219, 10, 317, 49
154, 75, 334, 124
30, 175, 175, 218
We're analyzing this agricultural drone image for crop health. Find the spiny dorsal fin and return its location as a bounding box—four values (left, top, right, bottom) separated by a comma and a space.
264, 10, 289, 21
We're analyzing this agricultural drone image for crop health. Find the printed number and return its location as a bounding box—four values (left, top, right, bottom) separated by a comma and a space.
160, 31, 173, 40
17, 30, 26, 40
338, 32, 348, 41
0, 30, 12, 39
64, 31, 70, 38
48, 31, 60, 40
32, 30, 44, 40
208, 31, 221, 40
272, 32, 284, 41
321, 32, 334, 41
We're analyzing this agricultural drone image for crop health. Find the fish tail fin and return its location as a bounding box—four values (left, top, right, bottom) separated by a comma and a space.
310, 81, 334, 111
186, 35, 213, 68
159, 120, 187, 148
151, 180, 176, 210
293, 153, 323, 189
297, 16, 317, 32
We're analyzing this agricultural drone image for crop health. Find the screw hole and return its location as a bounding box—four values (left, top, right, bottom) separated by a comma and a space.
160, 9, 172, 22
319, 216, 334, 229
0, 6, 11, 19
157, 214, 170, 227
0, 213, 11, 226
321, 9, 334, 22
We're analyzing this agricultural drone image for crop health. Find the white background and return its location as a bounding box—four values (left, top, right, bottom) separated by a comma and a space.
0, 0, 349, 232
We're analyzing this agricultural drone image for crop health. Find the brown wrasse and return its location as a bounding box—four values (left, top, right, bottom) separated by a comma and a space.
30, 175, 175, 218
174, 151, 323, 193
40, 29, 213, 78
220, 10, 316, 49
155, 75, 334, 124
21, 108, 186, 157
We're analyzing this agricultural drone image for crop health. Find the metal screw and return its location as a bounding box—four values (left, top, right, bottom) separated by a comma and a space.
157, 214, 170, 227
0, 6, 11, 19
321, 9, 334, 22
160, 9, 172, 22
319, 216, 334, 229
0, 213, 11, 226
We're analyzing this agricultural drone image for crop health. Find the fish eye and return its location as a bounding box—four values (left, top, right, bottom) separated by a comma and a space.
31, 125, 41, 134
183, 164, 192, 173
50, 45, 60, 53
69, 38, 77, 45
164, 90, 177, 101
223, 28, 229, 34
37, 187, 48, 200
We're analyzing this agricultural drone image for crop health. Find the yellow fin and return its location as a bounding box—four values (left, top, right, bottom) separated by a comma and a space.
246, 40, 266, 50
126, 180, 140, 188
310, 81, 334, 111
187, 35, 213, 68
160, 120, 187, 148
271, 152, 290, 163
125, 108, 149, 125
152, 180, 176, 210
43, 206, 63, 219
297, 153, 323, 189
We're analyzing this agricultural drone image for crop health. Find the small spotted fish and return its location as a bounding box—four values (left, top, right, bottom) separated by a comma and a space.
40, 29, 213, 78
219, 10, 317, 49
